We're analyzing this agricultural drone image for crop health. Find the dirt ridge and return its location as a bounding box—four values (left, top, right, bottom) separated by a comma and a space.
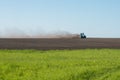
0, 38, 120, 50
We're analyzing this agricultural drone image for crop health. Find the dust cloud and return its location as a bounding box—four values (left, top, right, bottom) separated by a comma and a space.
0, 27, 80, 38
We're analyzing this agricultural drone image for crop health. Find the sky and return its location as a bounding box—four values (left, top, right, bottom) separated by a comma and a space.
0, 0, 120, 38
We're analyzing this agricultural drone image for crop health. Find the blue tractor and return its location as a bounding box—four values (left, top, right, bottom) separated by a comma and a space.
80, 33, 86, 39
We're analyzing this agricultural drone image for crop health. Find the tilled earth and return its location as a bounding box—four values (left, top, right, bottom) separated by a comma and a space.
0, 38, 120, 50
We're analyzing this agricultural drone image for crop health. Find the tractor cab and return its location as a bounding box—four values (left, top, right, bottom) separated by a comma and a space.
80, 33, 86, 39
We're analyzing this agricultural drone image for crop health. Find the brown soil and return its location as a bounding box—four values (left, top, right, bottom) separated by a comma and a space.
0, 38, 120, 50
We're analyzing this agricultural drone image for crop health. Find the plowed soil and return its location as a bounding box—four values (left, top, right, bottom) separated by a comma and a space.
0, 38, 120, 50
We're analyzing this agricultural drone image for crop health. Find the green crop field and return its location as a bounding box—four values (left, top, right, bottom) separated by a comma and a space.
0, 49, 120, 80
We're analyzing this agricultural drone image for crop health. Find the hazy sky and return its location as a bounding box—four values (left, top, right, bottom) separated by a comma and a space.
0, 0, 120, 38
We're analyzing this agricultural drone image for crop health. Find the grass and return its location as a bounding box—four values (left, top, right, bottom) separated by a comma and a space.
0, 49, 120, 80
